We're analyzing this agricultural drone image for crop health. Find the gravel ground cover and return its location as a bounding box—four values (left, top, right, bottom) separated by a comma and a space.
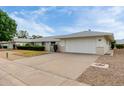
77, 49, 124, 86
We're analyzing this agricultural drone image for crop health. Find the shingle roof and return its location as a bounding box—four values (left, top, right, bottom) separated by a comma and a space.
56, 31, 114, 39
14, 38, 34, 43
14, 36, 60, 43
32, 36, 60, 42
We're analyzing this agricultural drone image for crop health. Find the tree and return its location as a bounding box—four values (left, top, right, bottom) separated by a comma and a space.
16, 30, 29, 38
32, 35, 42, 39
0, 9, 17, 41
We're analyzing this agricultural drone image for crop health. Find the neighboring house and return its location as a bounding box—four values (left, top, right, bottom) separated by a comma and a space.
0, 31, 114, 55
14, 36, 60, 51
0, 41, 13, 49
57, 31, 114, 55
116, 39, 124, 45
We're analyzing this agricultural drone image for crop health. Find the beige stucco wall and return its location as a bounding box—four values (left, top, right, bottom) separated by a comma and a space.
96, 37, 111, 54
45, 42, 51, 51
58, 40, 66, 52
34, 42, 42, 46
104, 38, 111, 54
15, 43, 28, 46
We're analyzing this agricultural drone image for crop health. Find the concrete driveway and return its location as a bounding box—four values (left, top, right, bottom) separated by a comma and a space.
0, 53, 99, 85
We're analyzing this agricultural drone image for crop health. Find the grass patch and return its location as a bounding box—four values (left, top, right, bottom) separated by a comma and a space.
13, 50, 48, 57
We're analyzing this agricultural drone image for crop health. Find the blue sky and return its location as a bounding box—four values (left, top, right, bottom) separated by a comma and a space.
0, 6, 124, 39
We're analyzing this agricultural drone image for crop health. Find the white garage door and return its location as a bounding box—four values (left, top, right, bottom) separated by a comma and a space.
65, 38, 96, 54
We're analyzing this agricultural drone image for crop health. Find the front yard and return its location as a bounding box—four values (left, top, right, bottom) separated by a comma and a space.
77, 49, 124, 86
13, 50, 47, 57
0, 50, 48, 60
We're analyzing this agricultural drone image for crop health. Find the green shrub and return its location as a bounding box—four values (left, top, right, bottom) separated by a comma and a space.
116, 44, 124, 49
17, 46, 45, 51
111, 41, 116, 49
25, 43, 31, 47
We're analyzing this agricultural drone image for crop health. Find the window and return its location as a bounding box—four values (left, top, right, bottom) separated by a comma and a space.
51, 42, 55, 45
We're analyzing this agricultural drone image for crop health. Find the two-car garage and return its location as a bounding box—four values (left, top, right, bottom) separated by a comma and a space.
65, 37, 96, 54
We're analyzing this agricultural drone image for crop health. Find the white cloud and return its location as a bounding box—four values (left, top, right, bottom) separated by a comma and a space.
10, 13, 55, 36
32, 7, 47, 15
62, 7, 124, 39
94, 7, 124, 39
11, 7, 48, 20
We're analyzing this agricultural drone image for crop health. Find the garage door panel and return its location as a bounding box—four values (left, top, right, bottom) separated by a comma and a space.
65, 38, 96, 54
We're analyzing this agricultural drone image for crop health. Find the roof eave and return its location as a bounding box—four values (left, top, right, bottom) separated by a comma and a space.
56, 35, 114, 40
104, 34, 114, 41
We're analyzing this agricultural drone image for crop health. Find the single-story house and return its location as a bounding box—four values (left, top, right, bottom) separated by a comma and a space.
57, 31, 114, 55
0, 31, 114, 55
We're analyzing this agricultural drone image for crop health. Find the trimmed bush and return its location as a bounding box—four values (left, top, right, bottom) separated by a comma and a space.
17, 46, 45, 51
116, 44, 124, 49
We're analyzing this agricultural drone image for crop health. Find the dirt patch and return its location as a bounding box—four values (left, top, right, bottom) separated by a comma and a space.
77, 49, 124, 86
